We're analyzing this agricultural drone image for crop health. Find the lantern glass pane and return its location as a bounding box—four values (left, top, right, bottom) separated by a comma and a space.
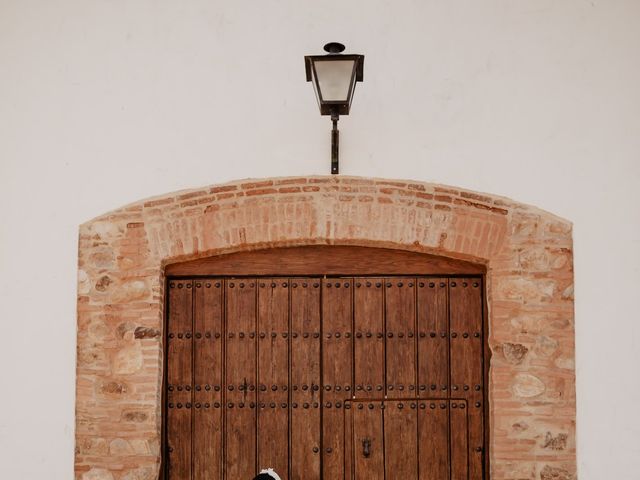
314, 59, 355, 102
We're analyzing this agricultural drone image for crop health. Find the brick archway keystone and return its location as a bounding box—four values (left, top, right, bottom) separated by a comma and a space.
76, 176, 575, 480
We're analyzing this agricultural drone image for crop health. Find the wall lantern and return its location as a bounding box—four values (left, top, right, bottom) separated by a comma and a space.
305, 42, 364, 174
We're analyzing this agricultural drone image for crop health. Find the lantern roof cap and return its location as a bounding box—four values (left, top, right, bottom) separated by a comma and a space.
324, 42, 346, 54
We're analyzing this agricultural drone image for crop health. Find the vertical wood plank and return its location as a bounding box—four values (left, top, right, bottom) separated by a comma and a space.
321, 278, 353, 479
384, 400, 418, 480
193, 280, 223, 480
417, 278, 449, 398
450, 278, 484, 479
290, 278, 321, 480
385, 278, 417, 397
354, 278, 385, 398
468, 398, 484, 480
167, 280, 193, 480
257, 279, 289, 477
418, 400, 450, 480
224, 279, 257, 479
351, 402, 384, 480
449, 400, 469, 479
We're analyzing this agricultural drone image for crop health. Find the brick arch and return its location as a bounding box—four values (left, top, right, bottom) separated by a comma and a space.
76, 176, 575, 480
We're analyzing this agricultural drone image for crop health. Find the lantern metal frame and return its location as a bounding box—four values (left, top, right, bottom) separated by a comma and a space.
304, 55, 364, 116
305, 43, 364, 174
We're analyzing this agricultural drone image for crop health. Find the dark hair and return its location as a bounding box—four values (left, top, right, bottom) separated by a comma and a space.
254, 474, 275, 480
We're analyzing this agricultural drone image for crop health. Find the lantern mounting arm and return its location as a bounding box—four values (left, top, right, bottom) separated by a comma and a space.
331, 111, 339, 174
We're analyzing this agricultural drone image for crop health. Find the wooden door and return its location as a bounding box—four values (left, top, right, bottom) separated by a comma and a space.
166, 273, 485, 480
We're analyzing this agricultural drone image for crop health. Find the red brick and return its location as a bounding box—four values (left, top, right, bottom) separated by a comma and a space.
241, 180, 274, 189
177, 189, 209, 201
376, 180, 407, 187
143, 197, 174, 208
216, 192, 235, 200
454, 198, 508, 215
460, 191, 493, 203
245, 188, 278, 196
275, 178, 308, 185
434, 186, 459, 195
416, 192, 434, 200
278, 186, 302, 193
210, 185, 237, 194
309, 178, 334, 184
196, 196, 216, 205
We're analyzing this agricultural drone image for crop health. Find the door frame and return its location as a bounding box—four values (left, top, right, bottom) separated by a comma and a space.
163, 245, 490, 479
165, 245, 486, 277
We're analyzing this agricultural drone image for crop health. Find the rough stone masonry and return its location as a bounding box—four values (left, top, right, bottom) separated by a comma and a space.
76, 176, 576, 480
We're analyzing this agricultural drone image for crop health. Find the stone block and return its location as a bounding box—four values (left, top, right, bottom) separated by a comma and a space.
82, 468, 114, 480
112, 344, 143, 375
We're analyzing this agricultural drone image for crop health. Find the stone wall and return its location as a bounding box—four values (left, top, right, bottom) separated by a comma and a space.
76, 176, 575, 479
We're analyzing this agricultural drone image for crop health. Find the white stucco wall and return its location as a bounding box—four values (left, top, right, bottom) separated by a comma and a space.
0, 1, 638, 478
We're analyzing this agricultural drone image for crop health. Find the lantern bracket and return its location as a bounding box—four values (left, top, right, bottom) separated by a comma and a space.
331, 111, 339, 174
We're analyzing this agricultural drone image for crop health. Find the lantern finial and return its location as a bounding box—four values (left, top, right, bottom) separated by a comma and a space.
323, 42, 346, 54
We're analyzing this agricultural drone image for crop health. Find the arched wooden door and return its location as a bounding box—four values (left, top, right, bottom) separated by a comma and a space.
164, 247, 488, 480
